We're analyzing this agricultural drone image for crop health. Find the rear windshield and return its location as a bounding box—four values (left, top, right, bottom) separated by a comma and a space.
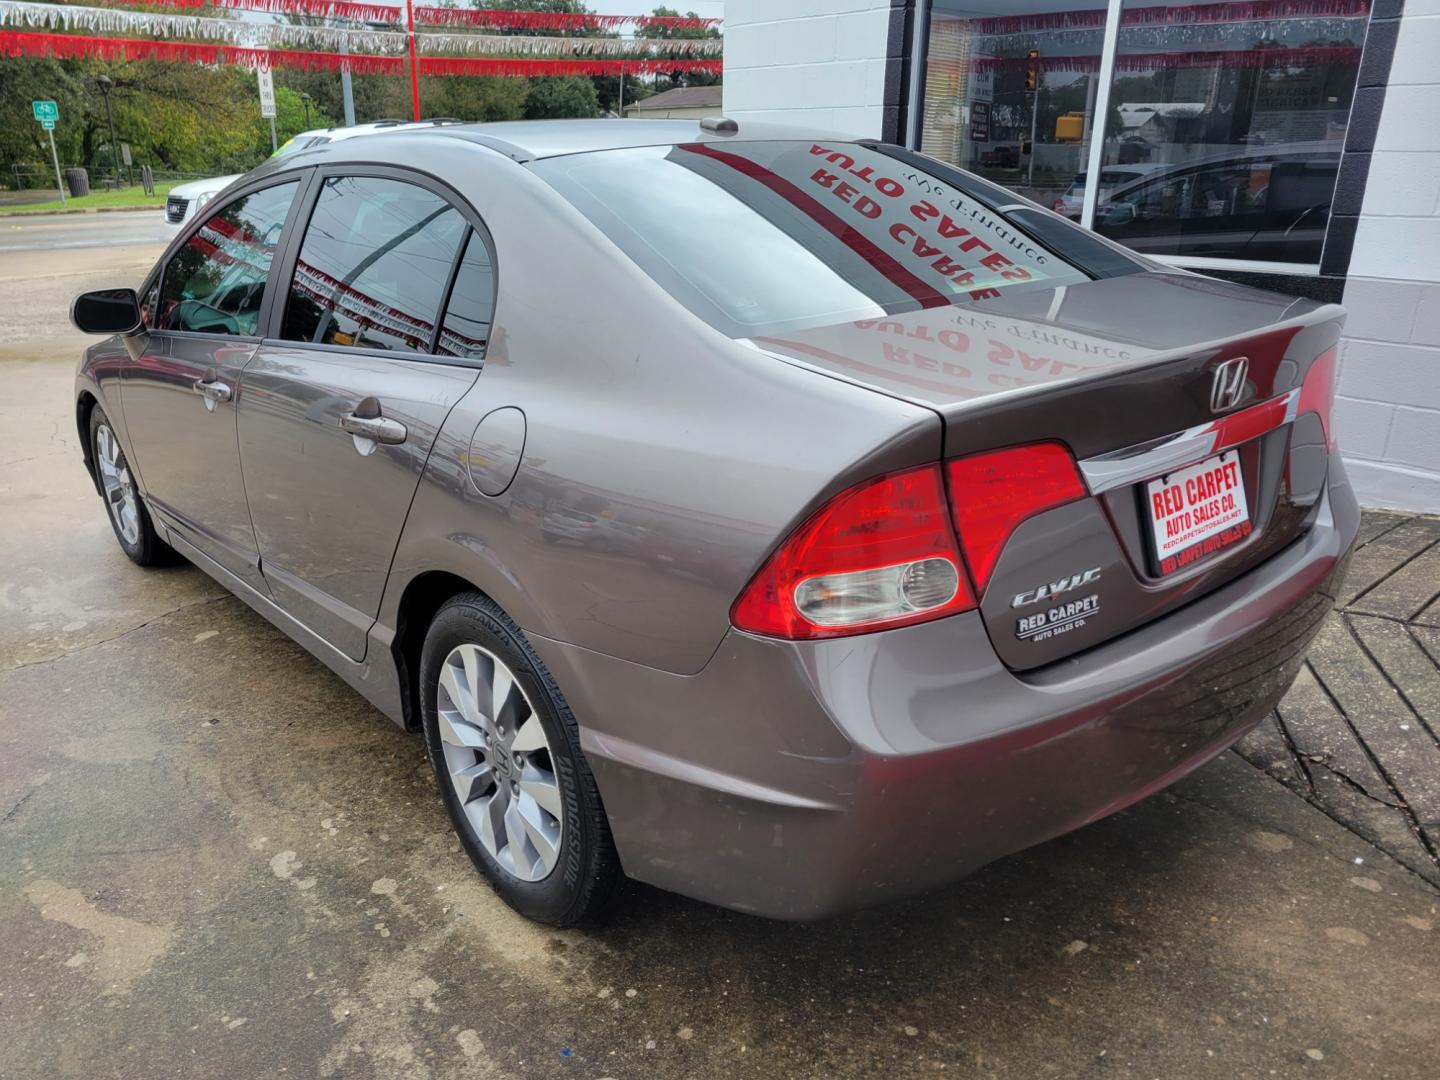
531, 140, 1126, 339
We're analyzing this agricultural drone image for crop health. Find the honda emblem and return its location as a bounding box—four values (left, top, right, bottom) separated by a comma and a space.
1210, 356, 1249, 412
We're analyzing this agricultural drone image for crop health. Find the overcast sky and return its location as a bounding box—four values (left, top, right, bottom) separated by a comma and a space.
589, 0, 725, 19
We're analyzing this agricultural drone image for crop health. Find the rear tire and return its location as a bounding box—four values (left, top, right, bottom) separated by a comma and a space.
89, 405, 173, 567
419, 592, 623, 926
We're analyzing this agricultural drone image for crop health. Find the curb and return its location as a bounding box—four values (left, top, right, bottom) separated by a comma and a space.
0, 204, 167, 218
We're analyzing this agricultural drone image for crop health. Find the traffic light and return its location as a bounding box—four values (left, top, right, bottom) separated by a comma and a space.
1026, 49, 1040, 92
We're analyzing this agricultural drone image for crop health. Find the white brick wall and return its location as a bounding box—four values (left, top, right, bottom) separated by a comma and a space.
1339, 9, 1440, 511
722, 0, 893, 137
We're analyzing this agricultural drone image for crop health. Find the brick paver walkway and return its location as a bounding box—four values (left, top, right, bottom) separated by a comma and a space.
1238, 510, 1440, 885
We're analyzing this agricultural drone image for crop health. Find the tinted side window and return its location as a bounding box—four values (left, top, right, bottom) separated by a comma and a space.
281, 176, 465, 354
158, 181, 298, 336
436, 231, 494, 361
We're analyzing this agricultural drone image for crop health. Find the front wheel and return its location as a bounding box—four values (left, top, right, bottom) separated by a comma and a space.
89, 405, 173, 567
419, 593, 623, 926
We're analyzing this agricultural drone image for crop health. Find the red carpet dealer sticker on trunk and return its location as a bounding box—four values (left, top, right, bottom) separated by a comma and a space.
1146, 449, 1252, 576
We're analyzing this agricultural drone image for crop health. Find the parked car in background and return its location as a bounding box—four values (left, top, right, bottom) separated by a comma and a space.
979, 143, 1019, 168
1052, 164, 1162, 218
163, 120, 462, 231
74, 120, 1356, 927
1090, 143, 1341, 263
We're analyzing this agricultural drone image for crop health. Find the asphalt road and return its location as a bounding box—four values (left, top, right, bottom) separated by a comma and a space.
1, 243, 1437, 1080
0, 210, 173, 253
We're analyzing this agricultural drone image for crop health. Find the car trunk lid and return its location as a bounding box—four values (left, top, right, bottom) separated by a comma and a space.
753, 270, 1345, 670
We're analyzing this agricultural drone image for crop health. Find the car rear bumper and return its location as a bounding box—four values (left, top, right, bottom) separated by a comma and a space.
531, 458, 1360, 920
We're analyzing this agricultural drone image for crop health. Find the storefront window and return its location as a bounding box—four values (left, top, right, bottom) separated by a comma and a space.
918, 0, 1371, 269
920, 3, 1106, 213
1091, 0, 1367, 265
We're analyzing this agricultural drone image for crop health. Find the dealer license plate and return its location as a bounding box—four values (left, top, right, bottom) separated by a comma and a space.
1145, 450, 1252, 576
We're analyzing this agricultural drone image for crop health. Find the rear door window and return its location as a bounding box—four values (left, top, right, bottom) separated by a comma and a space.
280, 175, 466, 354
157, 180, 298, 336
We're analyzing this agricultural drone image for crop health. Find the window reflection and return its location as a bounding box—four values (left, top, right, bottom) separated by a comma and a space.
918, 0, 1368, 267
1093, 0, 1365, 263
921, 2, 1105, 209
281, 176, 466, 354
158, 181, 297, 336
436, 231, 494, 361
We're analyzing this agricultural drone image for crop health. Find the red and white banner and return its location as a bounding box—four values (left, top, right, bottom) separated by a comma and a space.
80, 0, 720, 31
0, 29, 722, 77
0, 2, 721, 58
0, 30, 404, 72
413, 7, 720, 31
420, 56, 720, 77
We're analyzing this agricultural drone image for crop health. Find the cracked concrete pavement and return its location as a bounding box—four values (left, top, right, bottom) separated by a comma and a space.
2, 224, 1438, 1079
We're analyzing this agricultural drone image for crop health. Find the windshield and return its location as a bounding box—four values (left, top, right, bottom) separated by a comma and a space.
531, 140, 1110, 338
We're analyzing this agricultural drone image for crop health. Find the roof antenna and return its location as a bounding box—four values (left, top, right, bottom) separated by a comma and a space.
700, 116, 739, 136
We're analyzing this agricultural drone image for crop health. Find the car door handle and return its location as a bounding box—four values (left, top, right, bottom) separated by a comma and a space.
192, 377, 232, 404
340, 412, 407, 445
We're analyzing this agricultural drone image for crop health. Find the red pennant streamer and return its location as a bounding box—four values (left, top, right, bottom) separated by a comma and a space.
91, 0, 406, 21
0, 30, 722, 78
418, 56, 723, 77
412, 8, 721, 30
71, 0, 722, 30
0, 30, 404, 73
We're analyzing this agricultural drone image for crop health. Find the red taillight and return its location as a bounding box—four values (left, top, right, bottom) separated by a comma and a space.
731, 465, 976, 640
1298, 346, 1338, 450
945, 442, 1087, 592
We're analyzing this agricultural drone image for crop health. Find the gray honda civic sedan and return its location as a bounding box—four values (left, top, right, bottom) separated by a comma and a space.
71, 120, 1358, 924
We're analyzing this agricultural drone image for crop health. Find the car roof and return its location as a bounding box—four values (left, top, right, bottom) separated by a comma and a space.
285, 118, 859, 165
293, 119, 461, 142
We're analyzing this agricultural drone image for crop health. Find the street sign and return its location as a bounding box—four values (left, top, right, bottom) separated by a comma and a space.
257, 69, 276, 119
33, 100, 65, 205
969, 101, 990, 142
121, 142, 132, 166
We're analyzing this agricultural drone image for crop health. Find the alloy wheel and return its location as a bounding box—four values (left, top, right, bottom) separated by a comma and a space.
95, 423, 140, 546
435, 643, 564, 882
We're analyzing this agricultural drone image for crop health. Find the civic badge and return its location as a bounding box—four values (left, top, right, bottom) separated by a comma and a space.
1210, 356, 1249, 413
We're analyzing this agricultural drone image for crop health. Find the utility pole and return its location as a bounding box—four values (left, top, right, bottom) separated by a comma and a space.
340, 37, 356, 126
95, 75, 120, 187
405, 0, 420, 121
48, 127, 65, 206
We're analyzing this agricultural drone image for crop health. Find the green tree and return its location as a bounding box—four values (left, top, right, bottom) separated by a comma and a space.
524, 76, 600, 119
421, 75, 530, 122
0, 57, 89, 185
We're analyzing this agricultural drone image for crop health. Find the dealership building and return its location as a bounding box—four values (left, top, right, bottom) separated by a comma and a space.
723, 0, 1440, 511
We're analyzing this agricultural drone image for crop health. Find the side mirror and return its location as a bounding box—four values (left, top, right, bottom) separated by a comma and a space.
71, 288, 143, 335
